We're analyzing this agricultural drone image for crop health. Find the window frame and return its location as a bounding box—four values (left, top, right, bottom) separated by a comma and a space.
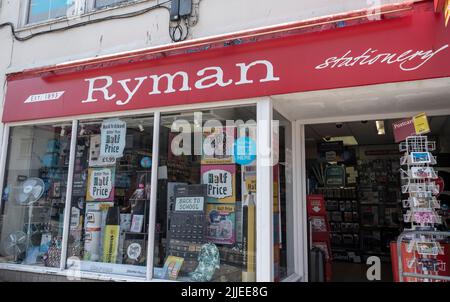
25, 0, 84, 26
0, 98, 274, 282
91, 0, 136, 10
21, 0, 156, 28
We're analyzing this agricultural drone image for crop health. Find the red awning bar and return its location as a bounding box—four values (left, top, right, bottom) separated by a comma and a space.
7, 1, 418, 81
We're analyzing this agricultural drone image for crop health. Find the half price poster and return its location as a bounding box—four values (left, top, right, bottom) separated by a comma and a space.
100, 118, 127, 158
86, 167, 115, 201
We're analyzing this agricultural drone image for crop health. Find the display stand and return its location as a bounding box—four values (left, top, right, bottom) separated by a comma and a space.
395, 136, 447, 281
307, 194, 332, 281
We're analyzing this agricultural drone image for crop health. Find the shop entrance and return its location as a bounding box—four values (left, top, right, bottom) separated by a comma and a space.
303, 116, 450, 281
271, 77, 450, 282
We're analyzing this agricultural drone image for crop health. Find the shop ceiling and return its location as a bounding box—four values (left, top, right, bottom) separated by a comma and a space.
271, 77, 450, 124
304, 115, 450, 146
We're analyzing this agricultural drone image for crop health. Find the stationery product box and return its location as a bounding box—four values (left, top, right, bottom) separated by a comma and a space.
123, 233, 147, 266
206, 203, 236, 245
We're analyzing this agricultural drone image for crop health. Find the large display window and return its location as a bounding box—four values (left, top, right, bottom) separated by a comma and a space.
0, 123, 72, 267
0, 101, 293, 281
152, 106, 258, 281
66, 115, 154, 278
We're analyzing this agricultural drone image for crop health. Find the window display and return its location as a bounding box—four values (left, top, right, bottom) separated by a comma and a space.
153, 106, 257, 281
0, 124, 72, 267
66, 115, 153, 277
0, 105, 295, 281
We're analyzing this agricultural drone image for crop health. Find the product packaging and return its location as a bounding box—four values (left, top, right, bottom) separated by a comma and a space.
102, 207, 120, 263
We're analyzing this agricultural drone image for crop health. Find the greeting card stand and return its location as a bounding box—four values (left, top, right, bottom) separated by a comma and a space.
394, 136, 448, 282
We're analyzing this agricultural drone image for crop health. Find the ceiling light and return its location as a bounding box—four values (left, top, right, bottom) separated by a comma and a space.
323, 136, 358, 146
60, 127, 66, 137
138, 124, 144, 132
376, 120, 385, 135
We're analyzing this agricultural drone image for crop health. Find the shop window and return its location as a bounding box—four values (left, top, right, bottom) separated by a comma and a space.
0, 123, 72, 267
27, 0, 77, 24
153, 106, 258, 281
25, 0, 140, 25
273, 110, 295, 280
65, 115, 153, 278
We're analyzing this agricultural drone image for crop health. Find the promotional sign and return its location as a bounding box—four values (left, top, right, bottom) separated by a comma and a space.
318, 141, 344, 162
234, 136, 257, 166
89, 135, 117, 167
175, 196, 205, 211
393, 113, 431, 142
307, 194, 326, 216
241, 165, 256, 206
100, 119, 127, 158
86, 167, 115, 201
324, 165, 346, 187
413, 112, 431, 135
201, 165, 236, 203
393, 118, 416, 143
202, 127, 236, 164
3, 2, 450, 122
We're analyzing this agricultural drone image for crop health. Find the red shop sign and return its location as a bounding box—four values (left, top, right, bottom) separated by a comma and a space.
3, 3, 450, 122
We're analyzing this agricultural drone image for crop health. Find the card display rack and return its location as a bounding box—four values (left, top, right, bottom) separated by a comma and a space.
397, 136, 446, 281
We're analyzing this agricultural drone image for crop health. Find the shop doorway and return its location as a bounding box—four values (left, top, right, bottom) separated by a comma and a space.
303, 115, 450, 282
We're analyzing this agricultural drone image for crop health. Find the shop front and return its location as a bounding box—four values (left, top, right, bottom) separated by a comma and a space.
0, 1, 449, 282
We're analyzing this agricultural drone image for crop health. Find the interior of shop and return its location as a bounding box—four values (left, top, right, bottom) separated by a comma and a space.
304, 116, 450, 282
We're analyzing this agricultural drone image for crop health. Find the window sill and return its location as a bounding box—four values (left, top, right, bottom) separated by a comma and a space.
15, 0, 158, 34
0, 263, 149, 282
281, 273, 302, 282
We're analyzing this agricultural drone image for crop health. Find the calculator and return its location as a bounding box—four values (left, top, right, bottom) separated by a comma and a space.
166, 184, 208, 272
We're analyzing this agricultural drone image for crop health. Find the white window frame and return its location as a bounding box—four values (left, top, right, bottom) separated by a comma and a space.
20, 0, 155, 28
256, 98, 274, 282
87, 0, 141, 11
23, 0, 86, 26
0, 97, 269, 282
